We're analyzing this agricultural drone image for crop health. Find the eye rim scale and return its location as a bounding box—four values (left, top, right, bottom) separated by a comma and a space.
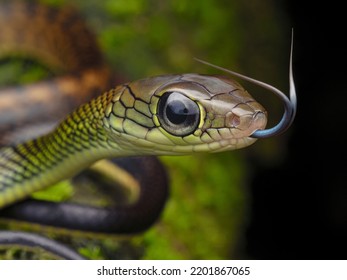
157, 91, 201, 137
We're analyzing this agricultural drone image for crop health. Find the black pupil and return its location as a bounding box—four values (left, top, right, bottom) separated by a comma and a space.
157, 91, 200, 136
166, 100, 189, 124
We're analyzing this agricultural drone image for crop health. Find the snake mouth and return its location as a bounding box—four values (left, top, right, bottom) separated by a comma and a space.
201, 110, 267, 152
157, 110, 268, 154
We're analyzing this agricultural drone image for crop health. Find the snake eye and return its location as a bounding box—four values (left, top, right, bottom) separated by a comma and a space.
157, 92, 200, 136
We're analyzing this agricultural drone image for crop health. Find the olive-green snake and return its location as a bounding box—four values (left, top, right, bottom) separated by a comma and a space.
0, 1, 296, 259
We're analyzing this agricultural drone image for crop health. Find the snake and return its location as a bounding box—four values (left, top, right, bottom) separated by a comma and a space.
0, 1, 296, 259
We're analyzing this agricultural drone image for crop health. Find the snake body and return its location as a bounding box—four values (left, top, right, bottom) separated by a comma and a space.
0, 1, 296, 259
0, 1, 170, 235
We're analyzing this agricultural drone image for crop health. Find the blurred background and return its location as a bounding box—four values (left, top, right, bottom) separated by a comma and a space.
249, 1, 347, 259
0, 0, 346, 259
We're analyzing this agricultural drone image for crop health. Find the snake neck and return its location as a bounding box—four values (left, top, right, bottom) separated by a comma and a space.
0, 89, 122, 208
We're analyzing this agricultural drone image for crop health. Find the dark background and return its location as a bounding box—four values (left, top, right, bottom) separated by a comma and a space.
247, 1, 347, 259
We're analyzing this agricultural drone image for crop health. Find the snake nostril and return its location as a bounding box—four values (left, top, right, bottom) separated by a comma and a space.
231, 115, 240, 127
226, 112, 240, 128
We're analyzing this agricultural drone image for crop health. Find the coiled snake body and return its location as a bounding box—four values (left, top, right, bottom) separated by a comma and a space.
0, 1, 296, 259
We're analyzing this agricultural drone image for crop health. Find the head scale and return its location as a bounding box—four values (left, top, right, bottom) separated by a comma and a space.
104, 74, 267, 156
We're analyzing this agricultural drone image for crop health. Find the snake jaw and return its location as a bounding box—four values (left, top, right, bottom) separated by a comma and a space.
205, 108, 267, 152
196, 109, 267, 152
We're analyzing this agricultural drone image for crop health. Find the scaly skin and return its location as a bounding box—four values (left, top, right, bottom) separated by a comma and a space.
0, 73, 267, 208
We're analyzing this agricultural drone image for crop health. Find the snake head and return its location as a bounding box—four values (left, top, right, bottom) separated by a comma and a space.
104, 74, 267, 155
151, 74, 267, 153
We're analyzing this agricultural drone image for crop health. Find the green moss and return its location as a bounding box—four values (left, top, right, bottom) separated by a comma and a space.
140, 153, 248, 259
